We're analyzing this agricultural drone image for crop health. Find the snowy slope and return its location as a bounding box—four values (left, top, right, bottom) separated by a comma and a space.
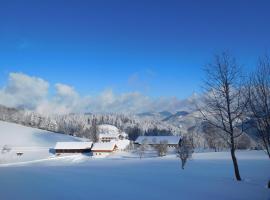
0, 121, 85, 164
0, 120, 83, 147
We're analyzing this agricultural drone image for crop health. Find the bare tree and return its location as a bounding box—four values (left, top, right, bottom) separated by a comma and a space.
204, 123, 228, 151
205, 131, 221, 152
235, 134, 252, 150
247, 55, 270, 158
177, 135, 194, 169
138, 139, 148, 159
90, 118, 99, 142
155, 140, 168, 157
199, 52, 248, 181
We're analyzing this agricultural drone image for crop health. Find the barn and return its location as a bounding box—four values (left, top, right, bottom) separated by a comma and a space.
54, 142, 93, 154
91, 142, 118, 157
134, 136, 181, 148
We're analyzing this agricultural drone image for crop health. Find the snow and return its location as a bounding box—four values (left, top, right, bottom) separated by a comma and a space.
135, 136, 181, 145
0, 151, 269, 200
91, 142, 116, 151
54, 142, 92, 150
0, 121, 85, 164
115, 139, 130, 150
0, 121, 269, 200
98, 124, 120, 135
98, 124, 128, 140
0, 121, 82, 148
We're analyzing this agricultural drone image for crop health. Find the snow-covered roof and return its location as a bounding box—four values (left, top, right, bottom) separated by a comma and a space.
98, 124, 119, 134
54, 142, 93, 150
135, 136, 181, 145
115, 139, 130, 150
91, 142, 117, 151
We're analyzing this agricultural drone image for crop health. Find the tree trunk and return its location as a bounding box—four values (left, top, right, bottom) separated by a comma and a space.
265, 145, 270, 159
181, 162, 184, 170
230, 147, 241, 181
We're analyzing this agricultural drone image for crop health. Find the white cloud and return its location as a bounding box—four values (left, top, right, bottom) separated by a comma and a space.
55, 83, 78, 100
0, 72, 196, 114
0, 72, 49, 109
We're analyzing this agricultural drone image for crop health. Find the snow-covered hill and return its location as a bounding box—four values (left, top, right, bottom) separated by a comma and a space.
0, 121, 86, 164
0, 121, 83, 147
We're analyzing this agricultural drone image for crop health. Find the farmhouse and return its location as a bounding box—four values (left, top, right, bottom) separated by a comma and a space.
99, 133, 119, 142
98, 124, 128, 143
91, 142, 118, 156
134, 136, 181, 148
54, 142, 93, 154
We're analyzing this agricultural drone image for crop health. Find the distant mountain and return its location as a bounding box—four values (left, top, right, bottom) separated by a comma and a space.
137, 112, 156, 117
136, 111, 173, 121
162, 111, 189, 121
158, 111, 172, 118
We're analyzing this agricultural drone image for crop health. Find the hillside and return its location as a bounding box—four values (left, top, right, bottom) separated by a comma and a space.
0, 121, 85, 164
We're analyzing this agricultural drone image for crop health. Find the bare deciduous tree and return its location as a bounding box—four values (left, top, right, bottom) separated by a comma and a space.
155, 140, 168, 157
90, 118, 99, 142
204, 123, 228, 151
138, 139, 148, 159
177, 135, 194, 169
247, 55, 270, 158
199, 52, 248, 181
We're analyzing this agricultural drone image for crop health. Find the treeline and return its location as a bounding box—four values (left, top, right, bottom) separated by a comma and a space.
0, 105, 178, 141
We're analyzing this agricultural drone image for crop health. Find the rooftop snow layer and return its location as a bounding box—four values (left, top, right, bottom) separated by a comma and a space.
98, 124, 119, 135
54, 142, 93, 150
135, 136, 181, 145
91, 142, 116, 151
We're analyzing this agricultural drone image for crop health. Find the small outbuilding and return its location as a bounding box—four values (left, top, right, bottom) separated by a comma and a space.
91, 142, 118, 156
54, 142, 93, 154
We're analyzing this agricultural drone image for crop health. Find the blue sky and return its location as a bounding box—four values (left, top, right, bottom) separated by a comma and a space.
0, 0, 270, 102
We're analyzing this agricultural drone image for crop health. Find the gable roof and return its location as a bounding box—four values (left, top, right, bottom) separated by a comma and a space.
54, 142, 93, 150
91, 142, 117, 151
135, 136, 181, 145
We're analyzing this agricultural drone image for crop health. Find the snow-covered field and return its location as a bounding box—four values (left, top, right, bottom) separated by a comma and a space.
0, 121, 269, 200
0, 151, 269, 200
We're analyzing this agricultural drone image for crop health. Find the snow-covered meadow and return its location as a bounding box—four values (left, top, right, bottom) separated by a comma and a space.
0, 121, 269, 200
0, 151, 269, 200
